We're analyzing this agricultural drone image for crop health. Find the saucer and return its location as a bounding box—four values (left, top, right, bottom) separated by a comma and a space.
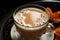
10, 25, 21, 40
10, 24, 54, 40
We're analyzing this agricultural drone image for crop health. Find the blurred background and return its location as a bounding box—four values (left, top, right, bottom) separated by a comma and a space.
0, 0, 42, 21
0, 0, 59, 21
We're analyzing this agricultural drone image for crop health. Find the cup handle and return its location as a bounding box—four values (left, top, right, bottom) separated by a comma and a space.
47, 23, 55, 32
40, 23, 54, 40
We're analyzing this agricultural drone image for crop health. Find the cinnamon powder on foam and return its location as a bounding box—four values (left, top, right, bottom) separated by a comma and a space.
23, 13, 35, 27
14, 8, 47, 27
23, 10, 42, 27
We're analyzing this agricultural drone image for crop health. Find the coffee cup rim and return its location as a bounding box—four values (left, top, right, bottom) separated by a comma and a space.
13, 4, 50, 28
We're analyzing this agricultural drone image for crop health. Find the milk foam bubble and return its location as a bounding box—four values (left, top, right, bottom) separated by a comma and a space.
14, 8, 48, 28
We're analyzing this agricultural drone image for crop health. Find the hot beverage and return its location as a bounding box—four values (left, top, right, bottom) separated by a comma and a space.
13, 7, 49, 40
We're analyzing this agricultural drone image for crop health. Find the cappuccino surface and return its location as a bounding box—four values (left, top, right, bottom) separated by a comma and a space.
14, 8, 48, 27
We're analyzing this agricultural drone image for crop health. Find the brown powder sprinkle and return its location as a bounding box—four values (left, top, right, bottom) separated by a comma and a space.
23, 13, 35, 27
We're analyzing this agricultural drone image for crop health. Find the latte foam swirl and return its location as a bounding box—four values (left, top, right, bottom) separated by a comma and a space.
14, 8, 49, 28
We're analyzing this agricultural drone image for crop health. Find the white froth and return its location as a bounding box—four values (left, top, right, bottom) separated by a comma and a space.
14, 8, 49, 28
30, 11, 41, 24
21, 9, 30, 14
15, 22, 48, 30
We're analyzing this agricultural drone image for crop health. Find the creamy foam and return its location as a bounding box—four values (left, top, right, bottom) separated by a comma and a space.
14, 8, 49, 28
